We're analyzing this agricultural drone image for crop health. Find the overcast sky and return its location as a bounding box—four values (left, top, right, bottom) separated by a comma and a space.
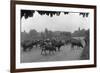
21, 11, 90, 33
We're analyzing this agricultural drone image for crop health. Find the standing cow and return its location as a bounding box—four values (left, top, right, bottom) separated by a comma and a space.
70, 38, 83, 50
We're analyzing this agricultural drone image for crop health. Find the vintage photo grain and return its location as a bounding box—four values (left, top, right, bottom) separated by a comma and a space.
20, 10, 90, 63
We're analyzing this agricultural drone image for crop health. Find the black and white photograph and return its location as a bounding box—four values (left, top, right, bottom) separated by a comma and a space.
21, 10, 90, 63
11, 1, 96, 72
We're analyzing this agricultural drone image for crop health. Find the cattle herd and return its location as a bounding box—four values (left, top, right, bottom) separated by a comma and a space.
21, 38, 86, 55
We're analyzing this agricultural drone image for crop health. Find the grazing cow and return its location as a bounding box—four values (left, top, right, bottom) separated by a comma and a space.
51, 40, 64, 51
21, 39, 41, 52
39, 39, 57, 55
41, 44, 56, 55
33, 40, 40, 47
39, 40, 46, 48
21, 40, 34, 51
70, 38, 83, 49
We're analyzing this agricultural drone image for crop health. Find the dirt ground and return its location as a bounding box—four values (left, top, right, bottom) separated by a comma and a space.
21, 43, 86, 63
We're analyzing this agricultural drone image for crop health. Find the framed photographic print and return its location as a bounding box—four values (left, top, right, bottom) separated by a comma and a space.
10, 0, 97, 73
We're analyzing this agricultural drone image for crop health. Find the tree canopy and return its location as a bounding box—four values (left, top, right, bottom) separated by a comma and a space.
21, 10, 89, 19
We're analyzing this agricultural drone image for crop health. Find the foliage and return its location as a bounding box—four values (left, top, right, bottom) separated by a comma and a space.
21, 10, 89, 19
21, 28, 89, 42
72, 27, 88, 37
21, 28, 72, 41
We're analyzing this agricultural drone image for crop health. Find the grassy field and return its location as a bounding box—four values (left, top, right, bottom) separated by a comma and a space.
21, 42, 87, 63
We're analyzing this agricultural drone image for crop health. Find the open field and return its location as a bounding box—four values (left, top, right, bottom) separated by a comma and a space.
21, 42, 88, 63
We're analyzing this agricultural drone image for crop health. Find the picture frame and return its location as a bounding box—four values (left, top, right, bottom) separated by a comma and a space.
10, 0, 97, 73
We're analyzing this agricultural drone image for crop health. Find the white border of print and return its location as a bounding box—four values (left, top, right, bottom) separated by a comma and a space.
16, 4, 94, 69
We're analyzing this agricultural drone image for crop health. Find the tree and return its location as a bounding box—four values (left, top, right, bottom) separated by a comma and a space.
21, 10, 89, 19
21, 31, 29, 41
29, 29, 38, 40
21, 10, 35, 19
72, 28, 86, 37
85, 29, 89, 45
61, 32, 71, 37
44, 28, 49, 39
79, 12, 89, 18
41, 32, 45, 40
60, 32, 71, 40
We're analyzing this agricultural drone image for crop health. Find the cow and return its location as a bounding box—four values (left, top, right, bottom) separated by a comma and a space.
51, 40, 64, 51
41, 43, 56, 55
70, 38, 83, 50
21, 40, 34, 51
21, 40, 40, 52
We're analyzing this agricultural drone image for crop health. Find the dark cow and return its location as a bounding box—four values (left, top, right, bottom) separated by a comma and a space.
38, 39, 57, 55
33, 40, 40, 47
51, 40, 64, 51
21, 40, 40, 52
41, 44, 56, 55
39, 40, 46, 49
21, 40, 34, 51
70, 38, 83, 50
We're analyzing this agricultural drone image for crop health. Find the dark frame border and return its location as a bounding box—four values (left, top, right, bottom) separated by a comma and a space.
10, 1, 97, 73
